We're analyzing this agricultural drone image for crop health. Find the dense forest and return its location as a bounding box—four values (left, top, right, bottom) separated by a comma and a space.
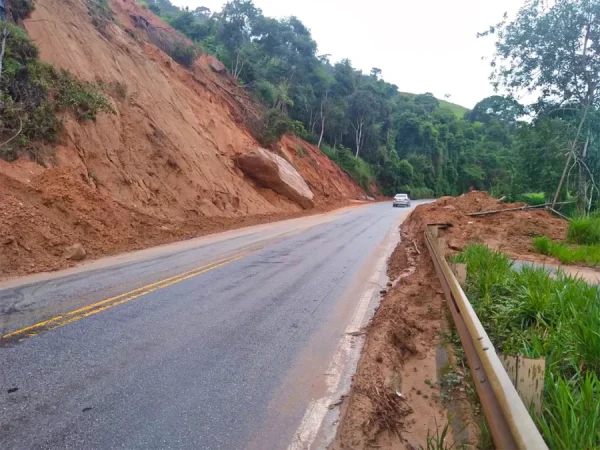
145, 0, 600, 207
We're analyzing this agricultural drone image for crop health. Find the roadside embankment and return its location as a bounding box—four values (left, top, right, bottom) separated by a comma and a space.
333, 191, 567, 449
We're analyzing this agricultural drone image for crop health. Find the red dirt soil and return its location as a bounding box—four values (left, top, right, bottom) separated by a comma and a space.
0, 0, 365, 277
333, 192, 567, 449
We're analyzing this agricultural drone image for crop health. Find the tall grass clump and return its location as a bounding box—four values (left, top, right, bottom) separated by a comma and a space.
456, 244, 600, 447
567, 216, 600, 245
533, 236, 600, 266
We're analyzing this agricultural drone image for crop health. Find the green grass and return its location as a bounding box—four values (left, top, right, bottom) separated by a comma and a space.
568, 217, 600, 245
398, 91, 469, 118
533, 236, 600, 266
439, 99, 469, 118
420, 421, 454, 450
453, 244, 600, 448
519, 192, 546, 206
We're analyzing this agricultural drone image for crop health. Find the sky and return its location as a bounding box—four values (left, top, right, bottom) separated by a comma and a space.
172, 0, 525, 109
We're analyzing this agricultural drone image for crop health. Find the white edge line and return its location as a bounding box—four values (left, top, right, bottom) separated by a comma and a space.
287, 237, 396, 450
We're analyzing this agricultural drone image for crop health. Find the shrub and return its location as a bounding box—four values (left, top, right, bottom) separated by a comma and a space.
257, 108, 295, 146
138, 0, 149, 10
9, 0, 35, 21
54, 69, 114, 120
108, 81, 127, 100
567, 217, 600, 245
409, 186, 434, 199
0, 21, 113, 161
87, 0, 113, 36
166, 40, 198, 67
519, 192, 546, 206
255, 80, 278, 106
319, 144, 374, 193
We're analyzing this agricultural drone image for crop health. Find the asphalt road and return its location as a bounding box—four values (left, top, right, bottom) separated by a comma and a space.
0, 201, 424, 449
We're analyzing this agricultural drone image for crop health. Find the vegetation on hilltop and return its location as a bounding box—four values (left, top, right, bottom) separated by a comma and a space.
143, 0, 516, 197
142, 0, 600, 207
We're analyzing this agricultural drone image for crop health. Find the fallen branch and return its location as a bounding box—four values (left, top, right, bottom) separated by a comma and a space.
547, 207, 571, 221
466, 201, 574, 217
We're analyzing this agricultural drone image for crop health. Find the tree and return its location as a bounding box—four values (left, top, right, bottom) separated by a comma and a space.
347, 89, 378, 157
467, 95, 524, 126
484, 0, 600, 206
370, 67, 382, 80
413, 93, 439, 113
148, 3, 160, 14
154, 0, 540, 200
216, 0, 260, 79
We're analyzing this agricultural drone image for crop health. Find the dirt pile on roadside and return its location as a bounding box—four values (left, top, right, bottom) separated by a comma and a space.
334, 213, 448, 449
407, 191, 568, 257
0, 169, 357, 277
334, 192, 568, 449
0, 0, 364, 277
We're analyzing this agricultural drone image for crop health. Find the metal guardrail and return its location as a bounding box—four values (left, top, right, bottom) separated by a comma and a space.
424, 225, 548, 450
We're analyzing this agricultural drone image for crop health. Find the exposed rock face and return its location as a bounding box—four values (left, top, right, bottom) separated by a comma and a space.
237, 147, 315, 209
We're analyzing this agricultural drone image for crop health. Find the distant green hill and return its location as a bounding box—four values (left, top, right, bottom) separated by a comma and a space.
438, 99, 469, 118
399, 92, 469, 118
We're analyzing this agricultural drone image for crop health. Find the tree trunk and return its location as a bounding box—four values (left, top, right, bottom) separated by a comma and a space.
578, 133, 590, 212
318, 115, 325, 149
354, 124, 361, 157
553, 21, 595, 208
0, 21, 8, 90
352, 117, 363, 158
552, 103, 591, 207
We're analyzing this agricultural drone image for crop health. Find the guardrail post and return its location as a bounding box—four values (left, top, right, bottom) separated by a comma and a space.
500, 355, 545, 415
450, 263, 467, 287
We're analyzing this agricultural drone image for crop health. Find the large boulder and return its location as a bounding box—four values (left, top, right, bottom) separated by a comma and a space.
207, 56, 226, 74
237, 147, 315, 209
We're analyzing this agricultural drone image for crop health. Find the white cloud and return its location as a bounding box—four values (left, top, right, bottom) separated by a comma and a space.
172, 0, 524, 108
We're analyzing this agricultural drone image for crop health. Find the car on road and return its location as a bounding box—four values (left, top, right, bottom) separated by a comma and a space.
393, 193, 411, 207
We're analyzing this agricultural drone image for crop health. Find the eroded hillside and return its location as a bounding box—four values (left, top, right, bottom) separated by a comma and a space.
0, 0, 364, 277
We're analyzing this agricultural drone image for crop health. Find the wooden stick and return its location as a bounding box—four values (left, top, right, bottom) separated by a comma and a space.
547, 207, 571, 221
465, 201, 574, 217
412, 240, 421, 255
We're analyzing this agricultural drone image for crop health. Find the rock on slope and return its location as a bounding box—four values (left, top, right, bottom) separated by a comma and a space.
0, 0, 364, 277
237, 147, 315, 210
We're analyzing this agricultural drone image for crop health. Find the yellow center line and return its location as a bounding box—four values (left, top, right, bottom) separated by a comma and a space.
1, 252, 254, 343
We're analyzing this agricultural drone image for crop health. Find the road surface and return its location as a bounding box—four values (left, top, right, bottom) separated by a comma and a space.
0, 201, 424, 449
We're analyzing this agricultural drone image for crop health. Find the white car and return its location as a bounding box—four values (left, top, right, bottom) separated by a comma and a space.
393, 193, 411, 207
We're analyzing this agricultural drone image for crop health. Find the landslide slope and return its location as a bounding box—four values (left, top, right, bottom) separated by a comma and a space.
0, 0, 364, 277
